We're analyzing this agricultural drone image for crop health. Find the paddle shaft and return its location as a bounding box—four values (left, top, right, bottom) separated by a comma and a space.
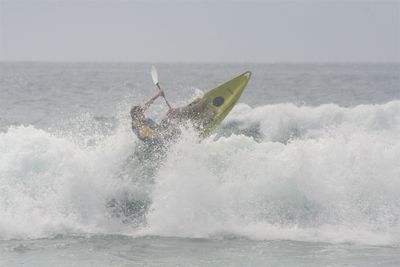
156, 83, 172, 109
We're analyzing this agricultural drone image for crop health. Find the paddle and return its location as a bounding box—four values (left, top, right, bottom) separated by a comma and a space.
151, 66, 172, 109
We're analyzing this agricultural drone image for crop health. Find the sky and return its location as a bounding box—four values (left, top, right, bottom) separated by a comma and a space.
0, 0, 399, 62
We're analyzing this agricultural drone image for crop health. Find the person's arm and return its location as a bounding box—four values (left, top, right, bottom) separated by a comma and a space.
166, 98, 206, 119
143, 90, 164, 112
183, 98, 207, 114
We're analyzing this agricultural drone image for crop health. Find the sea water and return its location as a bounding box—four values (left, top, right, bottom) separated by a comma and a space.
0, 63, 399, 266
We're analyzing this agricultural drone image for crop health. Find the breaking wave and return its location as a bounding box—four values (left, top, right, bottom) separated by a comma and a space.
1, 101, 399, 245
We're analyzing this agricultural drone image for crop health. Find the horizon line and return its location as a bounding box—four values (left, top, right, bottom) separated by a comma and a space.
1, 60, 400, 64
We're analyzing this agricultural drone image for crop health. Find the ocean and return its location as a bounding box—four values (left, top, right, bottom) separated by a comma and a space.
0, 62, 399, 266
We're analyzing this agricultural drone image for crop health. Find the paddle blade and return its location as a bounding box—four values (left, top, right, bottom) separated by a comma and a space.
151, 66, 159, 85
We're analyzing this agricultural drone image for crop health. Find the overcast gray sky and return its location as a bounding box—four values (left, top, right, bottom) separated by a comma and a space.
0, 0, 399, 62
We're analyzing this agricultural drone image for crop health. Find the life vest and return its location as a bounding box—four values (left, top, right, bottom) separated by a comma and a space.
132, 118, 163, 145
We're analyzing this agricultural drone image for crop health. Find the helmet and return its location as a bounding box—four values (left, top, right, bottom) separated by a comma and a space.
130, 106, 144, 119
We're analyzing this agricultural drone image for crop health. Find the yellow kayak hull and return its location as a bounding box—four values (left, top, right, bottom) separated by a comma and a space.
190, 71, 251, 138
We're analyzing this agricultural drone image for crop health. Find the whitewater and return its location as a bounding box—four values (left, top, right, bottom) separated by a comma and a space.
1, 63, 399, 266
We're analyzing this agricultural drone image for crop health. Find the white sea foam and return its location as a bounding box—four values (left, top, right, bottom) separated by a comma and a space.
0, 124, 136, 239
1, 101, 400, 245
143, 101, 400, 245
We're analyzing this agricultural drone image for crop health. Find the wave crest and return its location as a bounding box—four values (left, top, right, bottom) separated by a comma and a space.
1, 101, 400, 245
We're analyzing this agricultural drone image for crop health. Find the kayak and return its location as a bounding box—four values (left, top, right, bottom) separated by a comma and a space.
189, 71, 251, 137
